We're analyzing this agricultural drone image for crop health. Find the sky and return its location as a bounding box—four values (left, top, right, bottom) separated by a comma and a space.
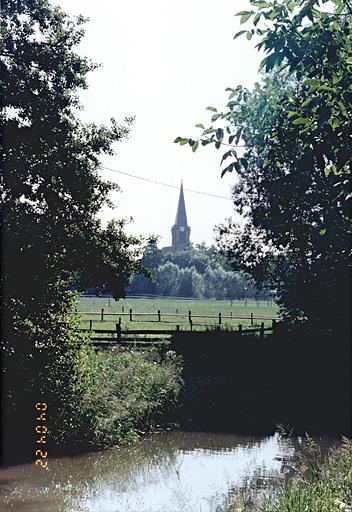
57, 0, 262, 247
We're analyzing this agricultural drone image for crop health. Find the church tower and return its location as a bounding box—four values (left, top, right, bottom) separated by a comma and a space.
171, 182, 191, 252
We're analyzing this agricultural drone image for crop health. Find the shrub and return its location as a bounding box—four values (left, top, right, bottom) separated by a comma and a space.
64, 347, 183, 450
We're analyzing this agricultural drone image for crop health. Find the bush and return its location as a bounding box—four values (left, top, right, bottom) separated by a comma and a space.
64, 347, 183, 450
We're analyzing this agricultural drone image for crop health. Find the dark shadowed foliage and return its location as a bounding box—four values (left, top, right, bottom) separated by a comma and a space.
171, 328, 351, 436
0, 0, 149, 464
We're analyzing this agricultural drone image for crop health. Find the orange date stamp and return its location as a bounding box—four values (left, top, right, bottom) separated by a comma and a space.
34, 402, 48, 469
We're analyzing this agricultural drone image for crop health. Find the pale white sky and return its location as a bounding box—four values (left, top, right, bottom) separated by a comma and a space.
57, 0, 262, 246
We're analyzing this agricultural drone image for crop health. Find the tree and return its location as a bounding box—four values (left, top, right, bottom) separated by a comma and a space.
156, 262, 181, 296
0, 0, 148, 462
175, 0, 351, 330
177, 267, 203, 298
128, 243, 264, 299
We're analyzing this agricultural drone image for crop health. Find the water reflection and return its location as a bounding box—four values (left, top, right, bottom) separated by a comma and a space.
0, 431, 331, 512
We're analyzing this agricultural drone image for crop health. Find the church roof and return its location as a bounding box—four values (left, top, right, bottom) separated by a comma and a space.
174, 181, 188, 227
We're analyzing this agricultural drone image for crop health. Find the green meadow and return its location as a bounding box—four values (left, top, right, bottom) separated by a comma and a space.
77, 296, 279, 331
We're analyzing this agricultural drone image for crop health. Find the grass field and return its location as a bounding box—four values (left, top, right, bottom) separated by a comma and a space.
77, 296, 279, 331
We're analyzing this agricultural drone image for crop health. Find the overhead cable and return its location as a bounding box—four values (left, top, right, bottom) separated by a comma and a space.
101, 166, 234, 201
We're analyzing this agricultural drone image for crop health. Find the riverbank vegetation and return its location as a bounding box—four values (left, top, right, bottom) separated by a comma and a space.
54, 336, 183, 453
223, 437, 352, 512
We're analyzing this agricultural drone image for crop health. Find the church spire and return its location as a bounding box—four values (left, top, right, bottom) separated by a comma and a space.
174, 181, 188, 227
171, 181, 190, 252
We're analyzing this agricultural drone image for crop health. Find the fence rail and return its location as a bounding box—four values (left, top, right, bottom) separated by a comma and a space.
75, 308, 279, 327
81, 321, 278, 349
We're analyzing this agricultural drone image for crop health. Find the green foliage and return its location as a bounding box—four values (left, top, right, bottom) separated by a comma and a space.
0, 0, 149, 462
128, 243, 268, 300
175, 0, 352, 329
70, 348, 183, 449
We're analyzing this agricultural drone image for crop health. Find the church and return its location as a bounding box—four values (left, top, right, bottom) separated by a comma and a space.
162, 182, 191, 252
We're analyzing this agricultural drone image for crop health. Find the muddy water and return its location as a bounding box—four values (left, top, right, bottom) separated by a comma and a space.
0, 431, 332, 512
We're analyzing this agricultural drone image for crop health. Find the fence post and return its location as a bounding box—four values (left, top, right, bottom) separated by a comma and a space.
122, 305, 124, 313
118, 317, 121, 326
260, 322, 265, 339
129, 308, 133, 322
108, 298, 111, 307
176, 325, 180, 332
116, 323, 121, 345
188, 310, 192, 324
272, 319, 276, 333
218, 312, 222, 325
190, 319, 193, 331
251, 312, 253, 326
158, 309, 161, 322
101, 308, 104, 322
176, 308, 178, 315
238, 324, 243, 334
89, 319, 92, 331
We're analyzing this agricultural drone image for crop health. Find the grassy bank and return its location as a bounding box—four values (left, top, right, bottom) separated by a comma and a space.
55, 345, 183, 452
225, 437, 352, 512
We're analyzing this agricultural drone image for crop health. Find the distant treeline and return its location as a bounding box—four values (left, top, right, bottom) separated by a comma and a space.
128, 243, 271, 300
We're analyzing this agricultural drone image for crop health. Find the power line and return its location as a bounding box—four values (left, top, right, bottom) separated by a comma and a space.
101, 166, 234, 201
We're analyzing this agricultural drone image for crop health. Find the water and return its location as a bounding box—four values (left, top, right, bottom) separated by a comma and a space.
0, 431, 332, 512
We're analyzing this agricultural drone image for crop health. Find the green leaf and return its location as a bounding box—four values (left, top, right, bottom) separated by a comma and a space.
319, 228, 326, 236
329, 118, 340, 130
287, 111, 297, 119
233, 30, 247, 40
251, 1, 270, 8
191, 141, 199, 152
195, 123, 205, 129
263, 52, 278, 72
211, 113, 221, 122
221, 163, 234, 177
240, 13, 252, 24
235, 10, 252, 16
206, 106, 217, 112
174, 137, 189, 145
221, 150, 234, 164
253, 12, 262, 25
292, 117, 310, 125
216, 128, 224, 142
303, 78, 320, 91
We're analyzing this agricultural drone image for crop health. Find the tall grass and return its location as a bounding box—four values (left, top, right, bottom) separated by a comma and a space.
61, 346, 183, 451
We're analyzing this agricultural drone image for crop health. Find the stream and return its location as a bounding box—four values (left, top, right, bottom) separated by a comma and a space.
0, 431, 335, 512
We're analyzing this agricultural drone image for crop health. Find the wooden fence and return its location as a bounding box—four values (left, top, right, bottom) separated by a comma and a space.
80, 321, 278, 349
76, 309, 279, 330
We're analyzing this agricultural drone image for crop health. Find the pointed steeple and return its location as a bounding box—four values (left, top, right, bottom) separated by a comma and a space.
174, 181, 188, 227
171, 181, 191, 252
